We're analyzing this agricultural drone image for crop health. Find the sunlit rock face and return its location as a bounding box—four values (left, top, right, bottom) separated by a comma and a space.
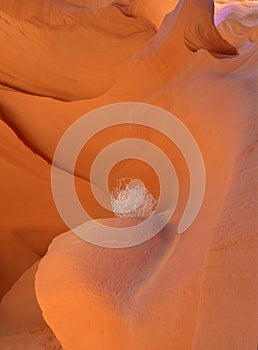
0, 1, 257, 349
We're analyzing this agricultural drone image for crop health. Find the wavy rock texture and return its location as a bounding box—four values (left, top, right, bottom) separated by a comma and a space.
0, 0, 257, 349
0, 262, 62, 349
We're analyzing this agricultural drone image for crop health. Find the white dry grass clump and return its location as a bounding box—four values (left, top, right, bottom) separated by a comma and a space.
111, 178, 158, 218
